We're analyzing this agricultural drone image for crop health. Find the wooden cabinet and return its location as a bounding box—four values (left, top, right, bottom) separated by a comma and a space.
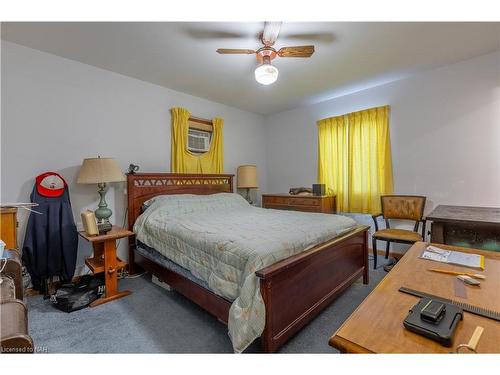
1, 208, 18, 249
262, 194, 336, 214
427, 205, 500, 251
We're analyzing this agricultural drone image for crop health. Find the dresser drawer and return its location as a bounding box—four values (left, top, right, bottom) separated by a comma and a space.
264, 204, 294, 211
263, 196, 289, 205
289, 197, 320, 206
262, 194, 336, 214
292, 205, 321, 213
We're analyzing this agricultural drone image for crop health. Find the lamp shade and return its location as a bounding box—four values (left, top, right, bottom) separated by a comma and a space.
237, 165, 258, 189
77, 157, 126, 184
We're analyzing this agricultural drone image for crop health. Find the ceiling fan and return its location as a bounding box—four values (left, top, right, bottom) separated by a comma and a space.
216, 22, 315, 85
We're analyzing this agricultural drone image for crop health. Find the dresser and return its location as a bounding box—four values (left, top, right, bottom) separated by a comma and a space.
1, 208, 18, 249
262, 194, 336, 214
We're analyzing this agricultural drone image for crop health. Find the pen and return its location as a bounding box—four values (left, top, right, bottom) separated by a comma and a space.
428, 268, 486, 279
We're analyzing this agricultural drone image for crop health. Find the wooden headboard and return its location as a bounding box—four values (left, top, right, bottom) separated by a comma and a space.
126, 173, 234, 231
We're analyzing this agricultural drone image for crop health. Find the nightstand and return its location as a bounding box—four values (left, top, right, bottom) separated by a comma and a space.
78, 226, 133, 307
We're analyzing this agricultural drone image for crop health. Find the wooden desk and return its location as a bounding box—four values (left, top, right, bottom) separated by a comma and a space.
329, 242, 500, 353
78, 226, 133, 307
427, 205, 500, 251
262, 193, 336, 213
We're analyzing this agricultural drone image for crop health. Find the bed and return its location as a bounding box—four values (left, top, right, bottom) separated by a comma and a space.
127, 173, 369, 353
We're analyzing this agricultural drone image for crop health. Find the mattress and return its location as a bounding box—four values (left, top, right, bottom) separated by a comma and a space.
134, 192, 357, 352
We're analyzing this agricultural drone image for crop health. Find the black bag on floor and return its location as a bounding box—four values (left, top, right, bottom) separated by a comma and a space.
50, 275, 105, 313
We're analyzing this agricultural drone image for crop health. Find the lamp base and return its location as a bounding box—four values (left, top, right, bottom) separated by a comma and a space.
245, 188, 253, 205
97, 221, 112, 235
95, 182, 113, 234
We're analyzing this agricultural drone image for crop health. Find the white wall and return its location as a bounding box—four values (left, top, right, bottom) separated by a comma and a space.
264, 51, 500, 252
1, 41, 268, 273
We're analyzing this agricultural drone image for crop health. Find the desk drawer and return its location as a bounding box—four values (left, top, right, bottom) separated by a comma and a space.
289, 197, 320, 206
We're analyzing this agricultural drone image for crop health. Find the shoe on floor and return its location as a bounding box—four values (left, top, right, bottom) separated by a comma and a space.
383, 258, 398, 272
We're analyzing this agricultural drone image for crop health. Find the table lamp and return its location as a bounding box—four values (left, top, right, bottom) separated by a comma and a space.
77, 157, 125, 233
237, 165, 258, 205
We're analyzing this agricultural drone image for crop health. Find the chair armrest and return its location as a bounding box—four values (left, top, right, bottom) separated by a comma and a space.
371, 213, 383, 232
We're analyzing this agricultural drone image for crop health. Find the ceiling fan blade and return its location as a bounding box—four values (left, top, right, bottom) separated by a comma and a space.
216, 48, 256, 55
277, 45, 315, 58
262, 22, 282, 46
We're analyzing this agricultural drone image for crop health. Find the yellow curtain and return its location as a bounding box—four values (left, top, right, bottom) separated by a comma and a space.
317, 115, 349, 211
170, 107, 224, 173
317, 105, 393, 214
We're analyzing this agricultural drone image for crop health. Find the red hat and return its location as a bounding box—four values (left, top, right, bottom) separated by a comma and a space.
36, 172, 67, 197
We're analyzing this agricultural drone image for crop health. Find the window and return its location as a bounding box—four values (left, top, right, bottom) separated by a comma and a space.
187, 118, 213, 154
170, 107, 224, 174
317, 105, 393, 214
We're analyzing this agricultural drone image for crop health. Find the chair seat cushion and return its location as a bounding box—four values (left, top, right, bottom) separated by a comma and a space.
372, 228, 422, 243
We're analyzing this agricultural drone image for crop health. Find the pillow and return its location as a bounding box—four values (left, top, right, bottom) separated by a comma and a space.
143, 193, 249, 216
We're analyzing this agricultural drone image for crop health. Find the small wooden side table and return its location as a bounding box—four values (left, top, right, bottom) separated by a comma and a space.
78, 226, 133, 307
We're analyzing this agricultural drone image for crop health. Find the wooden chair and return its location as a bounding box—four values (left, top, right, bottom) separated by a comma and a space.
371, 195, 426, 269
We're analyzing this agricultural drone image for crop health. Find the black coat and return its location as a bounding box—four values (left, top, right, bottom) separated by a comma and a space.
22, 185, 78, 291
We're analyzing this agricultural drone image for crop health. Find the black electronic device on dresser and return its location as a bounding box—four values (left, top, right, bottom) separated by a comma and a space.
312, 184, 326, 196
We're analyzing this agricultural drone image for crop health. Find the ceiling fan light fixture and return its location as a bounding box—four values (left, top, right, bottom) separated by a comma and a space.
254, 63, 279, 85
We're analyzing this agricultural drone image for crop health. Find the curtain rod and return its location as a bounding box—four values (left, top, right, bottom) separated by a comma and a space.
189, 116, 213, 126
317, 105, 390, 123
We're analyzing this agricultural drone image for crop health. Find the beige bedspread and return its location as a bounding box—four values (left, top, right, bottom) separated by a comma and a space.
134, 193, 357, 352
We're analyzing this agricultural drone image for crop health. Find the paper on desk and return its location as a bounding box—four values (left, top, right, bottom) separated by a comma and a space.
421, 245, 484, 270
421, 245, 452, 262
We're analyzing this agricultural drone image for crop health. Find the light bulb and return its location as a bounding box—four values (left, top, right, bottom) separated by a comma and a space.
254, 63, 279, 85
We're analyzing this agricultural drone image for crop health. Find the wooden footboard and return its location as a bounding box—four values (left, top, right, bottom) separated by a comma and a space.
256, 225, 369, 353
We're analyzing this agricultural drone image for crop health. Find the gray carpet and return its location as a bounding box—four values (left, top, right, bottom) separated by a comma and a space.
26, 256, 387, 353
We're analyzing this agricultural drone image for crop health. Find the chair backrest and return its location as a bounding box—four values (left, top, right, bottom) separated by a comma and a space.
381, 195, 426, 221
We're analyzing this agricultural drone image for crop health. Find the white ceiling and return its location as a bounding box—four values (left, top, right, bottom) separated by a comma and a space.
2, 22, 499, 115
